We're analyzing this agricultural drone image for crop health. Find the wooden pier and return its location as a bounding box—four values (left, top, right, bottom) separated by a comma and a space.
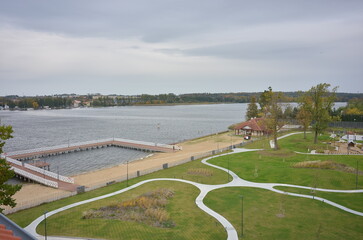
7, 138, 180, 161
3, 138, 181, 192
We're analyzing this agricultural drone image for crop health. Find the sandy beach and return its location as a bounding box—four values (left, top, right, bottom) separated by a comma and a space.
7, 131, 244, 213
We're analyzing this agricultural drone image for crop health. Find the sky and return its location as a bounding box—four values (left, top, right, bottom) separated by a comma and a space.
0, 0, 362, 96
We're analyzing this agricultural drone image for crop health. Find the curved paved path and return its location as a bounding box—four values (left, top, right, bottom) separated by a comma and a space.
25, 148, 363, 240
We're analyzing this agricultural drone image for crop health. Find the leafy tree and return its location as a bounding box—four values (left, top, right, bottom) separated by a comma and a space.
258, 86, 273, 111
297, 93, 313, 139
0, 124, 21, 213
246, 96, 259, 120
307, 83, 337, 144
342, 98, 363, 116
262, 87, 284, 150
283, 105, 295, 121
32, 101, 39, 109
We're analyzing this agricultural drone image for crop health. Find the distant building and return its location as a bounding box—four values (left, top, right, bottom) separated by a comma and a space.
73, 100, 81, 108
234, 117, 268, 136
83, 101, 91, 107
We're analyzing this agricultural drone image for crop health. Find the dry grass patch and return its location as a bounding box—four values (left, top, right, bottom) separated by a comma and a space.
293, 160, 363, 175
259, 150, 296, 158
187, 168, 214, 176
82, 188, 175, 228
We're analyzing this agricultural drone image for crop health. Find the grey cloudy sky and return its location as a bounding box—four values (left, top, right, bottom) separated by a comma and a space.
0, 0, 362, 95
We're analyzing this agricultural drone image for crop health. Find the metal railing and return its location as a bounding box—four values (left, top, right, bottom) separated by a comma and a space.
6, 138, 180, 157
11, 167, 58, 188
5, 156, 74, 184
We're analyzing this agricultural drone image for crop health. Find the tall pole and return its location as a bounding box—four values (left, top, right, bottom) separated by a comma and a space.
240, 195, 244, 238
227, 155, 230, 182
126, 161, 129, 187
356, 160, 359, 189
44, 211, 47, 240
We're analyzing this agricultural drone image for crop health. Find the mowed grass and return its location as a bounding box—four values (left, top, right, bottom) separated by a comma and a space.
274, 186, 363, 212
204, 187, 363, 240
7, 132, 363, 240
36, 181, 226, 240
209, 150, 363, 189
209, 133, 363, 190
8, 157, 229, 228
278, 133, 335, 153
245, 132, 333, 152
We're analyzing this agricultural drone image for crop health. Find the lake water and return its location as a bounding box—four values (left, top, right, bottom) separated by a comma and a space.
0, 104, 247, 176
0, 102, 346, 176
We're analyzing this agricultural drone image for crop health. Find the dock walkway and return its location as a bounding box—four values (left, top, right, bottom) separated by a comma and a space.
7, 138, 180, 160
3, 138, 181, 192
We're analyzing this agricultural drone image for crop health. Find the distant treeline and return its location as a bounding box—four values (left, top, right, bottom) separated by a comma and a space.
0, 92, 362, 109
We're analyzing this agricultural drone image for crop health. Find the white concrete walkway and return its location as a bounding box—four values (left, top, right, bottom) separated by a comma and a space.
25, 146, 363, 240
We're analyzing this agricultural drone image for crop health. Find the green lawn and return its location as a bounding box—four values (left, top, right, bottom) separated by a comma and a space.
209, 150, 363, 189
274, 186, 363, 212
8, 157, 229, 228
204, 187, 363, 240
36, 181, 225, 240
7, 132, 363, 240
278, 132, 335, 153
210, 132, 363, 189
245, 132, 335, 152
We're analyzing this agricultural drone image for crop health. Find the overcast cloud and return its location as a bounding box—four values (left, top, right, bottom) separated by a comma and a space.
0, 0, 362, 95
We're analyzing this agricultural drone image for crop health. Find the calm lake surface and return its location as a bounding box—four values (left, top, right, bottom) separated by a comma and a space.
0, 102, 346, 176
0, 104, 247, 176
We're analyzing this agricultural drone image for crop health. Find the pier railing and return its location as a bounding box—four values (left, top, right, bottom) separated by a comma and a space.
22, 160, 74, 183
5, 138, 114, 157
5, 138, 180, 158
113, 138, 182, 150
3, 155, 75, 184
10, 167, 59, 188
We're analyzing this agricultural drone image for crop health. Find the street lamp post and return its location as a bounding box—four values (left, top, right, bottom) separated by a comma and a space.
241, 195, 244, 238
44, 211, 47, 240
126, 161, 129, 187
356, 160, 359, 189
227, 155, 230, 182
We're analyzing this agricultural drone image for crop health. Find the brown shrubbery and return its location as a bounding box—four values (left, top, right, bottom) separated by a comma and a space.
293, 160, 362, 175
187, 168, 213, 176
82, 188, 175, 228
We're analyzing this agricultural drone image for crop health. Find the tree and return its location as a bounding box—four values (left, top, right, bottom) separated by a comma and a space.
283, 105, 295, 121
258, 86, 273, 111
246, 96, 259, 120
297, 93, 313, 139
308, 83, 337, 144
262, 87, 284, 150
32, 101, 39, 109
0, 124, 22, 213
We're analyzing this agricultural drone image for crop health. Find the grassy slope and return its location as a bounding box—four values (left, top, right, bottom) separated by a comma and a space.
37, 181, 225, 240
245, 132, 333, 152
205, 187, 363, 240
209, 133, 363, 189
7, 132, 363, 240
274, 186, 363, 212
8, 158, 229, 227
209, 151, 363, 189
